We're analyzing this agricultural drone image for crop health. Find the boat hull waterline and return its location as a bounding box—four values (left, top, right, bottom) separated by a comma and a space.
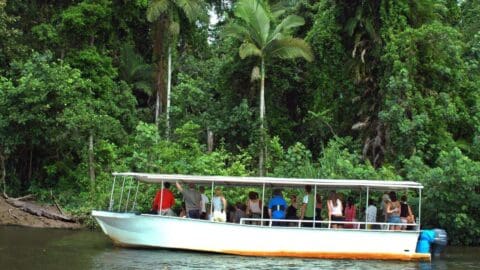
92, 210, 430, 261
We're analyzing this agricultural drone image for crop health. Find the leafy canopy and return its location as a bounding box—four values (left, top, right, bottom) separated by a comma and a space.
223, 0, 313, 62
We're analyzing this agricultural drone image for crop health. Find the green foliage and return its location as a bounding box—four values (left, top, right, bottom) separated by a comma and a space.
2, 0, 480, 246
0, 0, 25, 71
404, 148, 480, 245
381, 22, 476, 164
60, 0, 113, 47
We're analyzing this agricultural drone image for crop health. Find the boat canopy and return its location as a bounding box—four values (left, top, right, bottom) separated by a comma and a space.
112, 172, 423, 190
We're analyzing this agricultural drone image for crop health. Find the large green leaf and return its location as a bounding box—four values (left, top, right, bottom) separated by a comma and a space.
267, 38, 313, 62
222, 24, 250, 41
147, 0, 170, 22
234, 0, 270, 46
239, 42, 262, 59
174, 0, 207, 23
270, 15, 305, 42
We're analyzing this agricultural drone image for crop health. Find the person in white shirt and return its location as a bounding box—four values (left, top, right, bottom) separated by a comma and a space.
365, 199, 377, 229
199, 186, 210, 220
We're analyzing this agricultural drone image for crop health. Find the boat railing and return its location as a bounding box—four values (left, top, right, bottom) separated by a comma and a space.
239, 218, 420, 232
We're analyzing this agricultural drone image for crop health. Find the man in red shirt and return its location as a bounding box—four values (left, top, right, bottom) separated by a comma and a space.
152, 182, 176, 216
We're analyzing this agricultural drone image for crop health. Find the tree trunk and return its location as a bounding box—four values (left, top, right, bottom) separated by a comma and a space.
165, 46, 172, 139
207, 128, 214, 153
28, 146, 33, 184
259, 58, 266, 176
153, 17, 168, 127
155, 90, 161, 126
0, 150, 6, 197
6, 198, 74, 222
88, 133, 95, 186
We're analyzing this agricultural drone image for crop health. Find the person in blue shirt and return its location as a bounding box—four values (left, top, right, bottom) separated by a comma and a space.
268, 189, 287, 226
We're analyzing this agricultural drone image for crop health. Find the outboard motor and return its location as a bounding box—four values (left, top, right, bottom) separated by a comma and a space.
431, 229, 448, 257
416, 229, 448, 257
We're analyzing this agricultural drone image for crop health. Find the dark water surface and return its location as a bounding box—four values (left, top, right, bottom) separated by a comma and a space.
0, 226, 478, 270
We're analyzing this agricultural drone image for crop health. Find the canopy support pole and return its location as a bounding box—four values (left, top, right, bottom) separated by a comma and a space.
313, 185, 317, 228
108, 175, 117, 211
124, 177, 133, 212
210, 181, 214, 220
159, 180, 164, 215
131, 181, 140, 212
418, 188, 422, 226
118, 176, 126, 212
261, 183, 265, 227
365, 187, 369, 230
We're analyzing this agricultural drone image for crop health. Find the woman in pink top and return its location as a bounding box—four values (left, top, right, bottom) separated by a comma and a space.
344, 196, 356, 229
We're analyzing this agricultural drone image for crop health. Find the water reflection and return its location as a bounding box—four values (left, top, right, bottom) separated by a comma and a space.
1, 226, 478, 270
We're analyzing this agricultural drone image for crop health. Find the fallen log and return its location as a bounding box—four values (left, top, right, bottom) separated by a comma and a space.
13, 194, 34, 201
6, 198, 75, 222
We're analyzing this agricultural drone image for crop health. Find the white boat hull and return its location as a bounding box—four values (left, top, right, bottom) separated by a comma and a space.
92, 210, 430, 261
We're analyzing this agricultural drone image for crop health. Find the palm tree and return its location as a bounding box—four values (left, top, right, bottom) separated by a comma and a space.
147, 0, 206, 137
223, 0, 313, 176
119, 44, 154, 98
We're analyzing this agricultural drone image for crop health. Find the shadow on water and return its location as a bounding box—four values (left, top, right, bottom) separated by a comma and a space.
1, 226, 479, 270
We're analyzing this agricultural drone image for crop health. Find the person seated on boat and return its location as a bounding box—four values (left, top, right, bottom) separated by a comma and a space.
211, 187, 227, 222
286, 194, 298, 226
327, 190, 344, 229
246, 191, 262, 225
268, 189, 287, 226
386, 191, 401, 230
365, 199, 377, 229
300, 185, 315, 227
176, 181, 202, 219
199, 186, 210, 220
151, 182, 176, 216
344, 196, 357, 229
233, 202, 247, 223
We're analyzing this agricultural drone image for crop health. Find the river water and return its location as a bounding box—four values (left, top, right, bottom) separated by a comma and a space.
0, 226, 478, 270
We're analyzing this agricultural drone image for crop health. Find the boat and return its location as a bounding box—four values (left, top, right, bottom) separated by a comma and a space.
92, 173, 440, 261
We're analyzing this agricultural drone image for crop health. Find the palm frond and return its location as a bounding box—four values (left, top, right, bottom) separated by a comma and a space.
239, 42, 262, 59
267, 37, 313, 62
344, 17, 358, 37
234, 0, 270, 46
169, 21, 180, 36
270, 15, 304, 41
174, 0, 207, 23
147, 0, 170, 22
222, 23, 250, 41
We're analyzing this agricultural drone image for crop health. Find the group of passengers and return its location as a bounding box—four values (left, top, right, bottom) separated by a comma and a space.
150, 182, 415, 230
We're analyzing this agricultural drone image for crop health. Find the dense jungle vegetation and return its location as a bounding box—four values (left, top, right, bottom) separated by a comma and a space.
0, 0, 479, 245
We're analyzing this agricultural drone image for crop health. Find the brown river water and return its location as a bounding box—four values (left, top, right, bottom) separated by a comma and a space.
0, 226, 479, 269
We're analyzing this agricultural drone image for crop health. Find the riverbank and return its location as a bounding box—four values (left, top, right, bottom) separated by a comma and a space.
0, 196, 83, 229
